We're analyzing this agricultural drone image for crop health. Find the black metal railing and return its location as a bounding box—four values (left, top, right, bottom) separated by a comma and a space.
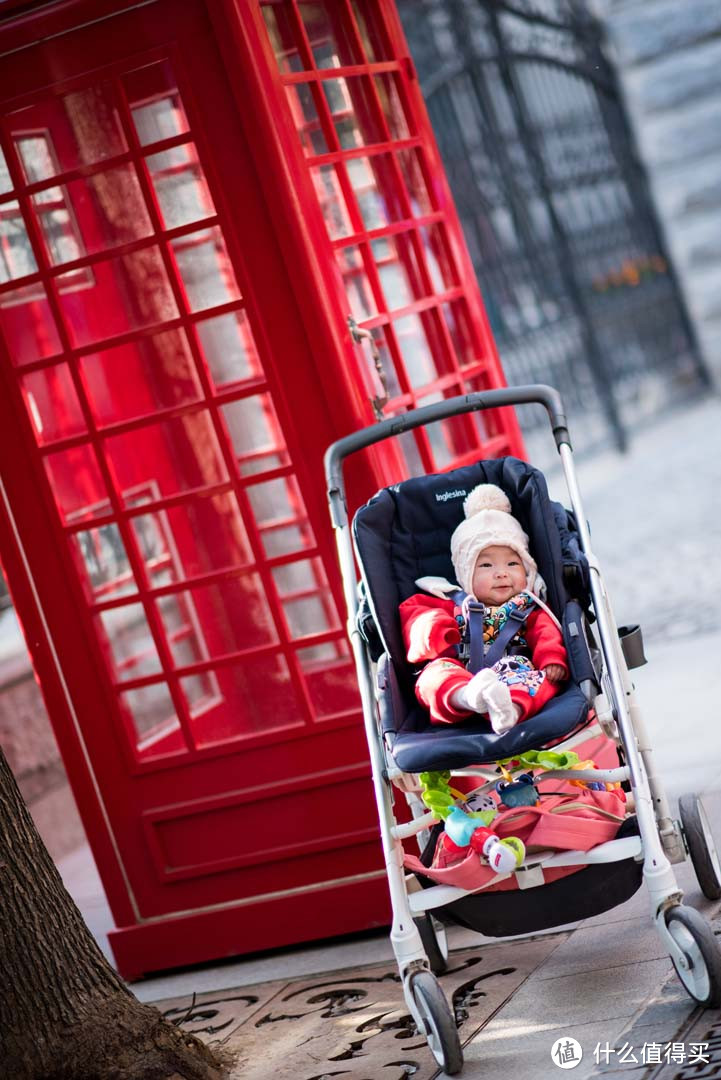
399, 0, 707, 456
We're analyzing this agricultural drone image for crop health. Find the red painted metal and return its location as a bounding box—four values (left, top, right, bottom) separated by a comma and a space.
0, 0, 526, 977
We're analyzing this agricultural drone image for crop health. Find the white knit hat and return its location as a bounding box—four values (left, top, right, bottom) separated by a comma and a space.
450, 483, 539, 598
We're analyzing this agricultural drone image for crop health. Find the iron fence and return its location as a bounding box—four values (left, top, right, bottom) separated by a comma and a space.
399, 0, 707, 456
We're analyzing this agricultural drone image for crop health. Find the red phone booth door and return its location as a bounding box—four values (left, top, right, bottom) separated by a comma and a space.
0, 1, 390, 976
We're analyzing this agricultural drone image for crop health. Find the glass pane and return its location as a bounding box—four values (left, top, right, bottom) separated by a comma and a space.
56, 245, 178, 347
181, 666, 221, 718
346, 155, 405, 231
44, 444, 110, 523
337, 244, 375, 321
0, 201, 37, 282
397, 148, 434, 216
417, 391, 473, 469
298, 1, 364, 68
183, 654, 304, 744
221, 393, 290, 476
145, 142, 216, 229
11, 87, 127, 180
262, 5, 307, 74
195, 310, 262, 387
0, 283, 62, 364
32, 206, 83, 266
70, 521, 137, 603
124, 60, 190, 146
393, 311, 441, 387
285, 84, 329, 156
246, 474, 316, 558
159, 574, 278, 661
350, 0, 387, 63
120, 682, 184, 753
157, 591, 213, 669
444, 300, 478, 368
375, 74, 411, 140
172, 227, 241, 311
98, 601, 163, 682
80, 329, 202, 426
297, 641, 359, 718
271, 557, 339, 638
321, 77, 384, 149
310, 164, 353, 240
104, 411, 229, 503
21, 363, 86, 444
33, 165, 152, 264
396, 428, 426, 477
422, 225, 457, 292
131, 492, 253, 583
371, 232, 426, 310
0, 146, 12, 194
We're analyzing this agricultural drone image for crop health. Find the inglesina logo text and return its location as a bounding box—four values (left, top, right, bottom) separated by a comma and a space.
435, 489, 467, 502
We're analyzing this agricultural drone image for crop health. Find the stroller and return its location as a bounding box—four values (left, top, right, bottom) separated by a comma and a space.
324, 386, 721, 1075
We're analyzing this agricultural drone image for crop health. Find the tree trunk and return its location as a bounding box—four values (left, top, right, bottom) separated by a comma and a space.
0, 746, 229, 1080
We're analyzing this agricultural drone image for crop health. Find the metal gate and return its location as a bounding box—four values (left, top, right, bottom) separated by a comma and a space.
398, 0, 707, 456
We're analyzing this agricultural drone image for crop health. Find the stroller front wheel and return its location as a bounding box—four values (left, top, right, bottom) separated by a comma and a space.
410, 969, 463, 1074
679, 793, 721, 900
665, 905, 721, 1008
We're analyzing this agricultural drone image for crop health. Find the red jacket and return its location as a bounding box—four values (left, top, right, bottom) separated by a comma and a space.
399, 592, 569, 724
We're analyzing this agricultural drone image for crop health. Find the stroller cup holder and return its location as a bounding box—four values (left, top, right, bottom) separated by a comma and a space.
617, 624, 647, 669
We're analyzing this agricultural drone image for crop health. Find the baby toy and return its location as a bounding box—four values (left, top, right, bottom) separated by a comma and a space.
495, 772, 539, 809
419, 771, 525, 875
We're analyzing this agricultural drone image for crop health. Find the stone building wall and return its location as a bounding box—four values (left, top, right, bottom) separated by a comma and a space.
592, 0, 721, 387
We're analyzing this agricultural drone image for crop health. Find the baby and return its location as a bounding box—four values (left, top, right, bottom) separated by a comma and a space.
399, 484, 568, 733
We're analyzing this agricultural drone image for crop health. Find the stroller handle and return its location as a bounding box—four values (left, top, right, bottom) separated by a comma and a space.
324, 384, 570, 527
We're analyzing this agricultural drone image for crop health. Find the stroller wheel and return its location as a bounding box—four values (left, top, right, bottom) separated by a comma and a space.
414, 914, 449, 974
410, 969, 463, 1074
679, 794, 721, 900
665, 905, 721, 1007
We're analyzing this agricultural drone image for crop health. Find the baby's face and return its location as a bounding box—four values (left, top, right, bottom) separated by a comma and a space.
472, 545, 527, 605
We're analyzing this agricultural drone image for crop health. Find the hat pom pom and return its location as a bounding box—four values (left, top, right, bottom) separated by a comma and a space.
463, 483, 511, 518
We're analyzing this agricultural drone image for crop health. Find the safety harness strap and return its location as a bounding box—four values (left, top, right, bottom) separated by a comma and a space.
450, 589, 536, 674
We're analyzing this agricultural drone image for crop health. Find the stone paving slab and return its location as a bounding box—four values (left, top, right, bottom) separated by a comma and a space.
532, 916, 670, 981
462, 1018, 630, 1080
582, 921, 721, 1079
153, 934, 566, 1080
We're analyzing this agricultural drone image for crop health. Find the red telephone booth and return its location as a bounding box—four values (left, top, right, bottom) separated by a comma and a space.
0, 0, 524, 977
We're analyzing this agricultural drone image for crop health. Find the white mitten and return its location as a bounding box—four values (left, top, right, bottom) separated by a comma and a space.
482, 676, 521, 734
451, 669, 520, 734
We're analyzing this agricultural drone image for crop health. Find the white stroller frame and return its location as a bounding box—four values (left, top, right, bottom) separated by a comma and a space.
325, 385, 721, 1075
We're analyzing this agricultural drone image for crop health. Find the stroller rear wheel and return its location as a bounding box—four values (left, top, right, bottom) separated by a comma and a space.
665, 905, 721, 1007
410, 969, 463, 1074
679, 794, 721, 900
414, 914, 449, 974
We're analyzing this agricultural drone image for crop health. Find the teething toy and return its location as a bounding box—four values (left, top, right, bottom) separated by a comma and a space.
420, 770, 525, 874
496, 772, 539, 808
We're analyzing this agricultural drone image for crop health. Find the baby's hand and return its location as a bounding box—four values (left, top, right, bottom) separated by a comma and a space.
544, 664, 566, 683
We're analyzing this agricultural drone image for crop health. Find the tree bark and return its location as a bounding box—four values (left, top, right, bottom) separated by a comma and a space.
0, 746, 229, 1080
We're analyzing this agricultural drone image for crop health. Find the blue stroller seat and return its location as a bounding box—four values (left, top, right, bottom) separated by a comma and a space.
353, 456, 598, 772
